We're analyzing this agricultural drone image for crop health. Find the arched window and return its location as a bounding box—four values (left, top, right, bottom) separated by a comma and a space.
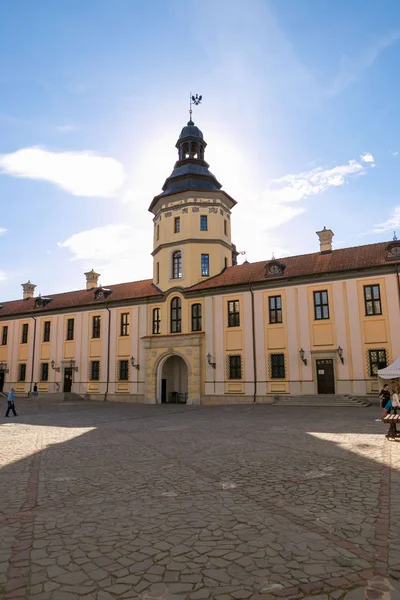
170, 297, 182, 333
172, 251, 182, 279
191, 303, 202, 331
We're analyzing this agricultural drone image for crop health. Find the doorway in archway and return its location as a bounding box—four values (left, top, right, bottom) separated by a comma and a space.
160, 355, 188, 404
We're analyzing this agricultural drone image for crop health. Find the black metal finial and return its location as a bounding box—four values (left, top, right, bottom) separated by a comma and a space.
189, 92, 202, 122
393, 230, 398, 241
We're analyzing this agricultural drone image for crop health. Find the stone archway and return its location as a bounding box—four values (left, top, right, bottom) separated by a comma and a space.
158, 354, 188, 404
142, 333, 203, 405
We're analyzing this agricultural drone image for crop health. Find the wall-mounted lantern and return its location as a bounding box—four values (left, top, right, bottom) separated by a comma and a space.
130, 356, 140, 370
299, 348, 307, 366
207, 353, 216, 369
51, 360, 60, 372
337, 346, 344, 364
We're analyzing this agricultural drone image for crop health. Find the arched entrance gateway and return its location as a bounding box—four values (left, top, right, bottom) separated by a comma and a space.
158, 354, 188, 404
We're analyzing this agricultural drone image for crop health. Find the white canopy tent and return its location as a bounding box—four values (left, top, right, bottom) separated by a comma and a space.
378, 356, 400, 380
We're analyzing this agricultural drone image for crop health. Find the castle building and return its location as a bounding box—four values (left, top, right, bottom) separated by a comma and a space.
1, 119, 400, 403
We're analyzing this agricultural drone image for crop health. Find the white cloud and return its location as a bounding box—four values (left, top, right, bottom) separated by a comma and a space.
263, 159, 367, 204
58, 224, 153, 284
392, 151, 399, 157
56, 124, 79, 133
0, 147, 125, 197
0, 227, 7, 236
361, 152, 375, 164
372, 206, 400, 234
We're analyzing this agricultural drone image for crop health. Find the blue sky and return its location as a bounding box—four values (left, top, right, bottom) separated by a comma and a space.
1, 0, 400, 300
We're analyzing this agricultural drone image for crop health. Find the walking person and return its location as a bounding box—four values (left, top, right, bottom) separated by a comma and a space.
379, 384, 391, 407
33, 383, 38, 397
391, 387, 400, 415
376, 383, 392, 421
5, 388, 18, 417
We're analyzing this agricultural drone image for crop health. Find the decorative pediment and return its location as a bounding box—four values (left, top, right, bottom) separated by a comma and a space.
94, 287, 112, 301
385, 242, 400, 261
265, 260, 286, 277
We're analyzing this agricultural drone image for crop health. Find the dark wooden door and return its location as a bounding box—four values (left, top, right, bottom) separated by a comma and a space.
161, 379, 167, 404
316, 359, 335, 394
63, 368, 73, 393
0, 372, 4, 393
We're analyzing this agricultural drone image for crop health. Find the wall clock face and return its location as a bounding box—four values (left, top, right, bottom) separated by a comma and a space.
390, 245, 400, 256
269, 263, 281, 274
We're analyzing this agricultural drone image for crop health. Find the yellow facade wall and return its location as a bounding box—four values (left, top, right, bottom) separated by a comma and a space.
223, 293, 244, 394
357, 277, 392, 394
263, 289, 289, 394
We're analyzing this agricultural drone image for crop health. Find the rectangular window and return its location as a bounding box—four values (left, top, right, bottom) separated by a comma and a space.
18, 363, 26, 381
228, 300, 240, 327
43, 321, 51, 342
228, 355, 242, 379
174, 217, 180, 233
200, 215, 208, 231
119, 359, 129, 381
368, 349, 387, 377
156, 261, 160, 285
313, 290, 329, 320
120, 313, 129, 336
90, 360, 100, 381
269, 296, 282, 324
2, 325, 8, 346
41, 362, 49, 381
156, 224, 159, 240
224, 220, 228, 235
191, 303, 202, 331
224, 257, 228, 269
21, 323, 28, 344
201, 254, 209, 277
170, 298, 182, 333
92, 316, 101, 338
66, 318, 74, 341
152, 308, 161, 334
271, 353, 285, 378
364, 285, 382, 316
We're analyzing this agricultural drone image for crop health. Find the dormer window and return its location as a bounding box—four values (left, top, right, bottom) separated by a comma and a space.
34, 297, 52, 309
94, 287, 112, 301
265, 260, 286, 277
385, 242, 400, 260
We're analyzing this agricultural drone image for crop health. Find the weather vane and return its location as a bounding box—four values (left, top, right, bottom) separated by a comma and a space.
393, 231, 398, 241
189, 93, 202, 121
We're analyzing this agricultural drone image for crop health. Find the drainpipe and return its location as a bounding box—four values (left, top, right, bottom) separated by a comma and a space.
249, 283, 257, 403
29, 316, 37, 396
104, 306, 111, 402
396, 264, 400, 313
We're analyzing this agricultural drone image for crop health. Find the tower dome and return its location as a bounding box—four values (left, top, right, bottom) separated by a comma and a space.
178, 120, 204, 141
149, 119, 222, 210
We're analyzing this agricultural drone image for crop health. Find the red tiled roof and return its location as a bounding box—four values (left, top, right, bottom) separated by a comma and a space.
188, 241, 400, 292
1, 242, 398, 318
0, 279, 160, 318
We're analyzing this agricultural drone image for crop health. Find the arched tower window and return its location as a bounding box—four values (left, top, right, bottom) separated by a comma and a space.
170, 297, 182, 333
172, 251, 182, 279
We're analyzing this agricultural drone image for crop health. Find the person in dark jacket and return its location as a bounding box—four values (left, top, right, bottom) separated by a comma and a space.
380, 384, 391, 407
33, 383, 38, 397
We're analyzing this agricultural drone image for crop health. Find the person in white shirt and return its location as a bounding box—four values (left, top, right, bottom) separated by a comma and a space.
391, 387, 400, 415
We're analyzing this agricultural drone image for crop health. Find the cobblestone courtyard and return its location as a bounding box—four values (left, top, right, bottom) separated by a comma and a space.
1, 397, 400, 600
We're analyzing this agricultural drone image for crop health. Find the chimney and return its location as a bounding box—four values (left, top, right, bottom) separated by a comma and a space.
316, 227, 334, 254
22, 280, 36, 299
84, 269, 100, 290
